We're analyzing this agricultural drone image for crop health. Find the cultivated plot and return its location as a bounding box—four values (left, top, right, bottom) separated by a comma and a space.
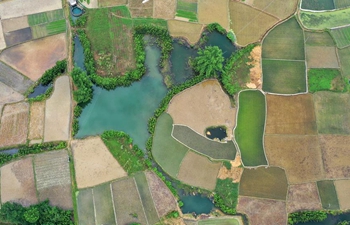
237, 196, 287, 225
153, 0, 176, 19
99, 0, 127, 7
0, 20, 5, 50
128, 0, 153, 18
306, 46, 339, 68
44, 76, 71, 142
76, 188, 95, 225
93, 183, 116, 225
334, 0, 350, 9
299, 8, 350, 30
287, 183, 323, 213
313, 92, 350, 134
172, 125, 236, 160
330, 26, 350, 48
198, 0, 229, 30
198, 218, 240, 225
338, 46, 350, 80
264, 135, 324, 184
235, 90, 267, 166
177, 151, 221, 190
265, 94, 317, 135
4, 27, 33, 47
319, 135, 350, 179
308, 69, 345, 93
168, 20, 203, 45
27, 9, 64, 26
305, 31, 336, 46
229, 1, 278, 46
175, 0, 197, 21
31, 19, 66, 39
301, 0, 335, 10
334, 179, 350, 210
28, 101, 45, 140
0, 61, 34, 94
1, 16, 29, 33
239, 167, 288, 200
71, 136, 127, 189
317, 180, 340, 210
1, 157, 38, 206
0, 82, 24, 114
249, 0, 298, 20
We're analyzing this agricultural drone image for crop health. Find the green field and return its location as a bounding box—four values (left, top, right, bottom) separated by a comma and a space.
199, 218, 240, 225
239, 167, 288, 200
305, 31, 335, 46
31, 19, 66, 39
299, 8, 350, 30
93, 183, 116, 225
235, 90, 267, 166
175, 10, 198, 21
262, 59, 307, 94
28, 9, 64, 26
76, 189, 95, 225
152, 113, 189, 177
262, 17, 305, 60
330, 26, 350, 48
308, 69, 345, 92
172, 125, 236, 160
317, 180, 340, 210
177, 0, 197, 12
301, 0, 335, 10
334, 0, 350, 9
215, 178, 239, 213
339, 46, 350, 80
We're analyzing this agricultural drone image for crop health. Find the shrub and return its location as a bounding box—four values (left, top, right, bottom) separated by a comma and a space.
214, 178, 239, 215
39, 60, 67, 85
288, 211, 327, 225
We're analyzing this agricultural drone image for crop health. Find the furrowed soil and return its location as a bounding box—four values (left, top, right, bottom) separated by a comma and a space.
4, 27, 33, 47
305, 31, 336, 46
168, 20, 203, 45
251, 0, 298, 20
1, 157, 38, 206
0, 82, 24, 115
237, 196, 287, 225
93, 183, 116, 225
28, 101, 45, 140
334, 179, 350, 210
71, 136, 127, 189
0, 20, 6, 50
198, 0, 230, 30
1, 16, 29, 33
306, 46, 339, 68
153, 0, 176, 19
0, 61, 34, 94
76, 188, 95, 225
0, 101, 29, 148
287, 182, 323, 213
128, 0, 153, 18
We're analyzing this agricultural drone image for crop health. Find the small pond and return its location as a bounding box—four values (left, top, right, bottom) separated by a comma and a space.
74, 36, 85, 70
0, 148, 18, 155
28, 83, 52, 98
205, 126, 227, 141
180, 194, 214, 215
206, 31, 237, 59
295, 212, 350, 225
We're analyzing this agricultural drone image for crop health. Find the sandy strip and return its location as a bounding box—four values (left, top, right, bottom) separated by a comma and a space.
0, 20, 6, 50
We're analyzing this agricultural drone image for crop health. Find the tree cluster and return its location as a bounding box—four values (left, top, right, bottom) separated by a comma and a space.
288, 211, 327, 225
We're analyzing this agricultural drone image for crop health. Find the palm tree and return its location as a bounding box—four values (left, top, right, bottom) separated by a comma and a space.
193, 46, 224, 78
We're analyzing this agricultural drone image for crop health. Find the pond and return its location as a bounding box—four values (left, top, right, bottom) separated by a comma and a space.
28, 83, 52, 98
0, 148, 18, 155
295, 212, 350, 225
73, 36, 85, 70
180, 194, 214, 215
206, 31, 237, 59
205, 126, 227, 141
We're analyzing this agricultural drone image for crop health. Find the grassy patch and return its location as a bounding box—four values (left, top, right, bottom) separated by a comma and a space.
93, 183, 116, 225
339, 46, 350, 81
239, 167, 288, 200
152, 113, 189, 177
334, 0, 350, 8
172, 125, 236, 160
305, 31, 335, 46
262, 17, 304, 60
28, 9, 64, 26
235, 90, 267, 166
330, 26, 350, 48
299, 8, 350, 30
177, 0, 197, 12
76, 189, 95, 225
251, 0, 298, 19
199, 218, 240, 225
31, 19, 66, 39
175, 10, 197, 21
308, 69, 345, 92
301, 0, 335, 10
317, 180, 340, 210
214, 178, 239, 214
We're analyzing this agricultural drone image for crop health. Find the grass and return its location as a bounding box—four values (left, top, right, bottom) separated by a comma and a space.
152, 113, 189, 177
239, 167, 288, 200
330, 26, 350, 48
305, 31, 335, 46
214, 178, 239, 213
93, 183, 116, 225
301, 0, 335, 10
308, 69, 345, 92
235, 90, 267, 166
172, 125, 236, 160
262, 17, 305, 60
76, 189, 95, 225
262, 59, 307, 94
28, 9, 64, 26
317, 180, 340, 210
334, 0, 350, 8
177, 0, 197, 12
299, 8, 350, 30
199, 218, 240, 225
339, 46, 350, 81
31, 19, 66, 39
175, 10, 197, 21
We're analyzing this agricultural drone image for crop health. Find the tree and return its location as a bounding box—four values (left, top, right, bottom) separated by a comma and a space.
192, 46, 224, 78
24, 207, 40, 223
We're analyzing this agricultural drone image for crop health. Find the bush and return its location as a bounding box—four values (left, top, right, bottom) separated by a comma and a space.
288, 211, 327, 225
39, 60, 67, 85
214, 178, 239, 215
71, 67, 93, 105
308, 69, 344, 93
206, 23, 226, 34
192, 46, 224, 78
223, 161, 232, 170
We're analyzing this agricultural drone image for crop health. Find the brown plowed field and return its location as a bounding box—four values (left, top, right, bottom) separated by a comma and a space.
28, 101, 45, 140
129, 0, 154, 18
198, 0, 230, 30
0, 82, 24, 115
265, 94, 317, 135
153, 0, 176, 19
250, 0, 298, 20
334, 179, 350, 210
306, 46, 339, 68
1, 16, 29, 33
264, 135, 324, 184
287, 183, 323, 213
168, 20, 203, 45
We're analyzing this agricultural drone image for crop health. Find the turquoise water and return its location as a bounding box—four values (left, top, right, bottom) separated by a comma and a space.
206, 31, 237, 59
180, 194, 214, 215
76, 44, 167, 149
295, 212, 350, 225
73, 36, 85, 70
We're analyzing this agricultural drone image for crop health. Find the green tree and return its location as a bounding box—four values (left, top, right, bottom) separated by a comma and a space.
192, 46, 224, 78
24, 207, 40, 223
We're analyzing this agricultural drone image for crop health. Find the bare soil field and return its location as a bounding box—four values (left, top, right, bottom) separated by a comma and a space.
34, 150, 72, 209
1, 157, 38, 206
264, 135, 324, 184
287, 183, 323, 213
306, 46, 340, 68
4, 27, 33, 47
265, 94, 317, 135
237, 196, 287, 225
168, 20, 203, 45
229, 1, 278, 46
246, 46, 262, 89
153, 0, 176, 19
0, 33, 67, 81
334, 179, 350, 210
146, 171, 178, 217
99, 0, 127, 7
0, 61, 34, 94
44, 76, 71, 142
0, 20, 5, 50
250, 0, 298, 20
1, 16, 29, 33
177, 151, 221, 190
129, 0, 154, 18
198, 0, 229, 30
217, 156, 243, 182
167, 79, 236, 140
319, 135, 350, 179
71, 136, 127, 189
0, 101, 29, 148
28, 101, 45, 140
0, 82, 24, 114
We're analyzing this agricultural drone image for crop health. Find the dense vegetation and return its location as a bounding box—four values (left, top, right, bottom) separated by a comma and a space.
192, 46, 224, 78
288, 211, 328, 225
213, 178, 239, 215
0, 200, 73, 225
71, 67, 93, 104
308, 68, 345, 92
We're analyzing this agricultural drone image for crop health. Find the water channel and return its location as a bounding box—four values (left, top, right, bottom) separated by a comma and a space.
295, 212, 350, 225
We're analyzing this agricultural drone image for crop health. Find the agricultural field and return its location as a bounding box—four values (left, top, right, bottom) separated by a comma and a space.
334, 0, 350, 8
172, 125, 236, 160
306, 46, 339, 68
31, 19, 66, 39
237, 196, 287, 225
71, 136, 127, 188
301, 0, 335, 10
319, 135, 350, 179
330, 26, 350, 48
28, 101, 45, 140
4, 28, 33, 47
264, 135, 324, 184
153, 0, 177, 19
317, 180, 340, 210
128, 0, 153, 18
0, 33, 67, 81
249, 0, 298, 20
0, 21, 4, 50
93, 183, 116, 225
0, 61, 33, 94
44, 76, 71, 142
198, 0, 230, 30
76, 188, 95, 225
299, 8, 350, 30
1, 16, 29, 33
265, 94, 317, 135
1, 157, 38, 206
0, 82, 24, 114
177, 151, 222, 190
168, 20, 203, 45
175, 0, 198, 21
234, 90, 267, 166
334, 179, 350, 210
287, 183, 323, 213
338, 46, 350, 80
27, 9, 64, 26
217, 157, 243, 183
308, 69, 345, 92
313, 92, 350, 134
0, 101, 29, 148
229, 1, 278, 46
239, 167, 288, 200
98, 0, 127, 8
198, 218, 240, 225
305, 31, 336, 46
167, 79, 236, 140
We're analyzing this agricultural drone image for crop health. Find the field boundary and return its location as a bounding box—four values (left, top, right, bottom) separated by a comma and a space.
132, 177, 150, 225
91, 188, 98, 224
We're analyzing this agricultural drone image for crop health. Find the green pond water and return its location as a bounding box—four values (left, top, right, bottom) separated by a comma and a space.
295, 212, 350, 225
180, 194, 214, 215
